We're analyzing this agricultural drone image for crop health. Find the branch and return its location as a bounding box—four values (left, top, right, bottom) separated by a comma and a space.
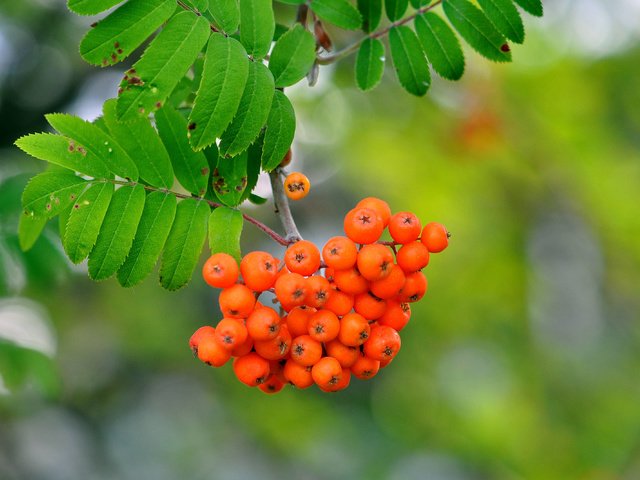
103, 178, 289, 246
269, 169, 303, 244
316, 0, 443, 65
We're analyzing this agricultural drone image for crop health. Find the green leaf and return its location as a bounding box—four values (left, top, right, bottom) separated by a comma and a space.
240, 137, 263, 203
477, 0, 524, 43
160, 198, 210, 290
15, 133, 111, 179
208, 0, 240, 33
117, 192, 177, 287
87, 184, 146, 280
208, 207, 243, 262
273, 23, 289, 40
357, 0, 382, 33
212, 150, 249, 206
188, 33, 250, 150
18, 214, 47, 252
268, 24, 316, 88
355, 38, 385, 91
21, 171, 88, 218
415, 12, 465, 80
513, 0, 542, 17
79, 0, 175, 67
311, 0, 362, 30
155, 105, 209, 197
102, 98, 174, 189
389, 26, 431, 96
64, 182, 114, 264
46, 113, 139, 180
275, 0, 305, 4
385, 0, 408, 22
261, 90, 295, 171
117, 12, 210, 121
58, 204, 72, 243
409, 0, 431, 8
443, 0, 511, 62
219, 62, 274, 156
185, 0, 208, 10
239, 0, 275, 59
68, 0, 123, 15
248, 193, 267, 204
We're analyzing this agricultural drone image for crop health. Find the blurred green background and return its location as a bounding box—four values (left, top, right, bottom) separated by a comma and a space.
1, 1, 640, 479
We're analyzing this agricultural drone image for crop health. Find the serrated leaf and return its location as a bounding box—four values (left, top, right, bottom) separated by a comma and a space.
273, 23, 289, 40
389, 26, 431, 96
155, 106, 209, 196
415, 12, 465, 80
21, 171, 88, 218
102, 98, 174, 189
240, 137, 263, 203
58, 203, 72, 244
477, 0, 524, 44
239, 0, 275, 59
117, 192, 177, 287
219, 62, 274, 156
443, 0, 511, 62
79, 0, 175, 67
15, 133, 111, 179
385, 0, 408, 22
117, 12, 210, 121
212, 150, 249, 206
311, 0, 362, 30
261, 90, 295, 171
409, 0, 431, 8
18, 214, 47, 252
88, 184, 146, 280
160, 198, 210, 291
513, 0, 542, 17
68, 0, 123, 15
208, 0, 240, 33
355, 38, 385, 91
357, 0, 382, 33
248, 193, 267, 204
64, 182, 114, 264
208, 207, 243, 262
188, 33, 250, 150
46, 113, 139, 180
268, 24, 316, 87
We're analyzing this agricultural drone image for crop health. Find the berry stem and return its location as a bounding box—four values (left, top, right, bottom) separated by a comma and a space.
269, 169, 303, 244
316, 0, 443, 65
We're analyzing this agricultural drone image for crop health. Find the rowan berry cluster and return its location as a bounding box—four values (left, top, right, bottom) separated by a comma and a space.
190, 197, 449, 393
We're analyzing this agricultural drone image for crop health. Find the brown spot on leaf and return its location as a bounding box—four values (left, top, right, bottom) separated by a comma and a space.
114, 41, 120, 49
201, 167, 209, 176
188, 122, 196, 130
90, 22, 98, 28
500, 43, 510, 52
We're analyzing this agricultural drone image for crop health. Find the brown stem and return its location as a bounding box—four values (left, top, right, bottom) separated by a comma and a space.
269, 169, 302, 244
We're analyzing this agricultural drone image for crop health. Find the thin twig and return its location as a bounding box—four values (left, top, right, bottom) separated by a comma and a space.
269, 169, 302, 244
316, 0, 443, 65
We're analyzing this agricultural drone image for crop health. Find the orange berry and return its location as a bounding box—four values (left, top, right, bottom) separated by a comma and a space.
254, 326, 291, 361
388, 212, 422, 244
233, 352, 270, 386
284, 172, 310, 200
285, 306, 316, 337
379, 357, 393, 368
214, 318, 248, 350
274, 273, 308, 309
325, 340, 359, 368
323, 288, 354, 316
197, 334, 232, 367
308, 309, 340, 342
356, 197, 391, 227
354, 292, 387, 321
356, 244, 394, 281
351, 352, 380, 380
219, 284, 256, 318
240, 251, 278, 291
284, 240, 321, 276
379, 300, 411, 331
319, 368, 351, 392
396, 241, 430, 273
322, 236, 358, 270
189, 325, 216, 354
268, 360, 288, 383
231, 335, 254, 357
280, 148, 292, 167
290, 335, 323, 367
421, 222, 449, 253
370, 264, 406, 299
202, 253, 239, 288
283, 359, 314, 389
364, 325, 401, 361
398, 271, 427, 303
246, 306, 281, 341
311, 356, 343, 389
343, 207, 384, 244
305, 275, 331, 308
338, 312, 371, 346
333, 267, 369, 295
324, 267, 335, 283
259, 375, 285, 394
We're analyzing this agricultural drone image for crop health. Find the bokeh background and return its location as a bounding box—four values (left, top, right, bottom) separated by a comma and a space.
1, 1, 640, 479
